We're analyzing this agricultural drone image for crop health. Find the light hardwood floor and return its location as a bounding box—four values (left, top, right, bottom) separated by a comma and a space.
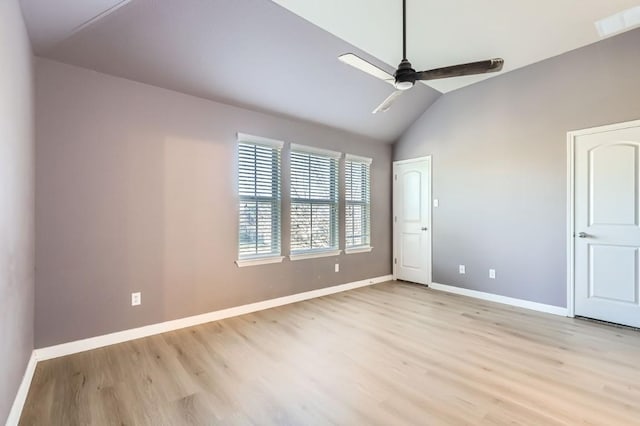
20, 281, 640, 425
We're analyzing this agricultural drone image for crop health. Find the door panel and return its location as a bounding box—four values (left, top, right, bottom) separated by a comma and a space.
574, 124, 640, 327
590, 144, 638, 226
403, 171, 422, 221
589, 245, 638, 303
401, 234, 422, 269
393, 158, 431, 285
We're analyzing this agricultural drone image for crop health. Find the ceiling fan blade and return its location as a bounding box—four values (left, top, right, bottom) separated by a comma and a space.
339, 53, 396, 86
372, 90, 404, 114
415, 58, 504, 81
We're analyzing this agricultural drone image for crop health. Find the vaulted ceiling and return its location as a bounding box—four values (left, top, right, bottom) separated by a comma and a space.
273, 0, 640, 93
19, 0, 640, 142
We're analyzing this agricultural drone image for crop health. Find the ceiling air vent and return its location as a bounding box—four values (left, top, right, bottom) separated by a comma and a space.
595, 6, 640, 38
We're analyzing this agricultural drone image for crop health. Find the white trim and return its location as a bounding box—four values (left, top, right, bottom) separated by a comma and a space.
565, 118, 640, 318
237, 132, 284, 149
429, 282, 568, 317
345, 246, 373, 254
567, 119, 640, 137
289, 249, 341, 261
345, 154, 373, 165
6, 351, 37, 426
392, 159, 396, 281
290, 143, 341, 159
33, 275, 392, 361
392, 155, 432, 166
235, 256, 284, 267
566, 130, 576, 318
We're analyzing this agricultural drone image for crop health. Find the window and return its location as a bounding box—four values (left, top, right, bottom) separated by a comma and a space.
237, 134, 283, 266
345, 155, 372, 252
290, 144, 340, 258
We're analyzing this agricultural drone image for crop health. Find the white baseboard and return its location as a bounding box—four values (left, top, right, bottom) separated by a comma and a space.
429, 282, 568, 317
34, 275, 392, 362
5, 351, 37, 426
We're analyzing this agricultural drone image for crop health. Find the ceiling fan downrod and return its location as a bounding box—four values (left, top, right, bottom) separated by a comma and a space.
395, 0, 416, 90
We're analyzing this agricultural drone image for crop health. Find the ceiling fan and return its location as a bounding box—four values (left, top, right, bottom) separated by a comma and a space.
339, 0, 504, 114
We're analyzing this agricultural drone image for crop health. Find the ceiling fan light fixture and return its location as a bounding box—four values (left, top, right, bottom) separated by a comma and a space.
394, 81, 414, 91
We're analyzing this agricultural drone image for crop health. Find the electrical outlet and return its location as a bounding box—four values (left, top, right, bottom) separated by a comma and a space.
489, 269, 496, 279
131, 292, 141, 306
459, 265, 466, 274
335, 263, 339, 272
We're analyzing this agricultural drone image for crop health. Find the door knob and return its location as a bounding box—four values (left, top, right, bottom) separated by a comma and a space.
421, 227, 428, 231
577, 232, 588, 238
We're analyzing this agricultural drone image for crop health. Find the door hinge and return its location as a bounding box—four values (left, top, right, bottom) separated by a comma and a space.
394, 258, 397, 265
394, 216, 397, 223
394, 174, 397, 181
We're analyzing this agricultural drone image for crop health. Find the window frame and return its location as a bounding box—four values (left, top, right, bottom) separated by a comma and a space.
235, 133, 284, 267
289, 144, 341, 261
345, 154, 373, 254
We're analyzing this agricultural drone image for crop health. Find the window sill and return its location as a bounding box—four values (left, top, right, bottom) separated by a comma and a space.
235, 256, 284, 268
289, 249, 342, 261
345, 246, 373, 254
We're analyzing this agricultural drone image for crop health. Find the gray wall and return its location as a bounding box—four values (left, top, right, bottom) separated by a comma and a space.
394, 28, 640, 308
0, 0, 34, 422
35, 58, 392, 348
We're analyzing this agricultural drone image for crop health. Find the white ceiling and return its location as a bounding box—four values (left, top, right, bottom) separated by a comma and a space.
272, 0, 640, 93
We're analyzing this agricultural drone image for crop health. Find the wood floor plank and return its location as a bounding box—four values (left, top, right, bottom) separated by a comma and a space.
19, 281, 640, 425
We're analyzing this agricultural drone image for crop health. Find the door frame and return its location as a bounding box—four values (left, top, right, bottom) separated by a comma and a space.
566, 118, 640, 318
392, 156, 433, 285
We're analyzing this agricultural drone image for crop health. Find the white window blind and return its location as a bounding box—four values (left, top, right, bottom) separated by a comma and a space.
290, 145, 339, 254
345, 155, 372, 248
237, 134, 282, 260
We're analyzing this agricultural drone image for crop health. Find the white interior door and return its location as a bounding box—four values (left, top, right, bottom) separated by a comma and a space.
573, 122, 640, 327
393, 157, 431, 285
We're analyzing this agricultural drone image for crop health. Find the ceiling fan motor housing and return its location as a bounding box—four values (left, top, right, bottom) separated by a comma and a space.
394, 59, 416, 90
